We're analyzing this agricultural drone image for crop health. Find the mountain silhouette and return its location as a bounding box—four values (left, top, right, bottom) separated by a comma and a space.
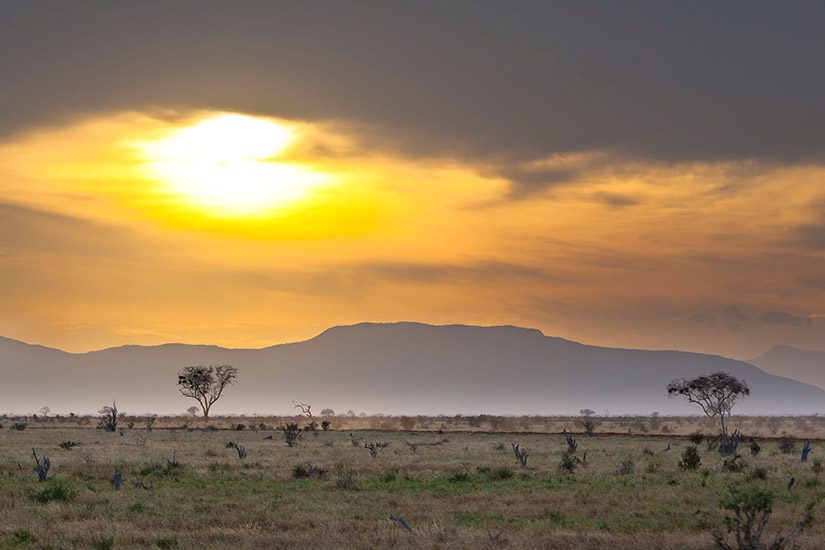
751, 345, 825, 392
1, 322, 823, 416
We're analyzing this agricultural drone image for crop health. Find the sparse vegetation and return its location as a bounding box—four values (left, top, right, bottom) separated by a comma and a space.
281, 422, 302, 447
708, 485, 815, 549
680, 445, 701, 470
778, 438, 796, 454
1, 416, 824, 547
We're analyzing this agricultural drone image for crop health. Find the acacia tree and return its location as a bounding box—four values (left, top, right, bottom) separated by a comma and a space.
177, 365, 238, 420
667, 372, 749, 435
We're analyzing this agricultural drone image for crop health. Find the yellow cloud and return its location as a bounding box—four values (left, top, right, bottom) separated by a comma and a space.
1, 110, 823, 356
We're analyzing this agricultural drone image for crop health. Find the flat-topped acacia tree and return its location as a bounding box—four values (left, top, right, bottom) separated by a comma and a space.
177, 365, 238, 420
667, 371, 749, 436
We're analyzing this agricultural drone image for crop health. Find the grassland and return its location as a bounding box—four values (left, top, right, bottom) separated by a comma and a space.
1, 415, 824, 549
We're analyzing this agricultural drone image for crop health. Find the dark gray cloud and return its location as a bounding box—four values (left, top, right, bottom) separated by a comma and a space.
688, 311, 716, 327
760, 310, 812, 327
720, 306, 753, 324
590, 192, 643, 208
2, 1, 825, 194
794, 219, 825, 250
354, 260, 560, 284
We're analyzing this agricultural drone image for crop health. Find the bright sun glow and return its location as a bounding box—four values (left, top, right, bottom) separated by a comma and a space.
136, 113, 329, 215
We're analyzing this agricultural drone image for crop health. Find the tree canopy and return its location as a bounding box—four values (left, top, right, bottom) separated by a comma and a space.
177, 365, 238, 420
667, 371, 749, 434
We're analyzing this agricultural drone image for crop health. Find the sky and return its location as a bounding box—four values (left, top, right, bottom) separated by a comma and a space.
1, 1, 824, 359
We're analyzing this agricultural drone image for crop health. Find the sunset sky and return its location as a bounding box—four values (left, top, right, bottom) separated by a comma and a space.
1, 2, 824, 358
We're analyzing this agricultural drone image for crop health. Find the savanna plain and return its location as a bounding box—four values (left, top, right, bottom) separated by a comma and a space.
1, 415, 824, 549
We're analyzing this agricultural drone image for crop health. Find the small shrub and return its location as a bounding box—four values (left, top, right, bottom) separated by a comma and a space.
689, 432, 704, 445
30, 481, 76, 503
812, 460, 823, 474
616, 457, 635, 475
281, 423, 302, 447
448, 472, 470, 483
333, 462, 356, 490
59, 440, 81, 450
91, 537, 114, 550
749, 440, 761, 456
722, 454, 746, 473
748, 466, 768, 481
155, 536, 179, 550
12, 422, 27, 431
292, 464, 311, 479
488, 466, 513, 480
778, 438, 795, 454
645, 459, 662, 474
679, 446, 701, 470
11, 530, 35, 544
379, 470, 397, 483
558, 454, 581, 474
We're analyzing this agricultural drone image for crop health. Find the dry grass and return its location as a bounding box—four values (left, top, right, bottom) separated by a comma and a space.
0, 417, 823, 548
9, 413, 825, 439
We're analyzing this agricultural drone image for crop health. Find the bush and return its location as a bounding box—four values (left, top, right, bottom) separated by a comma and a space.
488, 466, 514, 480
616, 457, 635, 475
155, 536, 179, 549
749, 440, 761, 456
281, 423, 302, 447
558, 454, 581, 474
30, 481, 76, 503
813, 460, 823, 474
91, 537, 114, 550
778, 438, 796, 454
689, 432, 704, 445
748, 466, 768, 481
380, 471, 397, 483
292, 464, 311, 479
722, 454, 746, 473
448, 472, 470, 483
11, 530, 35, 544
333, 462, 356, 490
12, 422, 27, 431
709, 485, 814, 549
679, 446, 701, 470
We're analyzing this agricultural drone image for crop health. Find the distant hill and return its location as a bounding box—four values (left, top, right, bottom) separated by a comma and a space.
1, 322, 824, 416
750, 345, 825, 392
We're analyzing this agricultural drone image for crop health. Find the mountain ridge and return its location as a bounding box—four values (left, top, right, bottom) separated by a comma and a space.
1, 322, 823, 416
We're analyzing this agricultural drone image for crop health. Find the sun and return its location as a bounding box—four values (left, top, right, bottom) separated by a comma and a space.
136, 113, 329, 216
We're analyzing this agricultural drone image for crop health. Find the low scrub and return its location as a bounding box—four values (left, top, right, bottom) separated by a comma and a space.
29, 480, 76, 503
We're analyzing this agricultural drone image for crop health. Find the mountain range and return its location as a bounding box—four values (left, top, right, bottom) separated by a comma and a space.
1, 322, 823, 416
